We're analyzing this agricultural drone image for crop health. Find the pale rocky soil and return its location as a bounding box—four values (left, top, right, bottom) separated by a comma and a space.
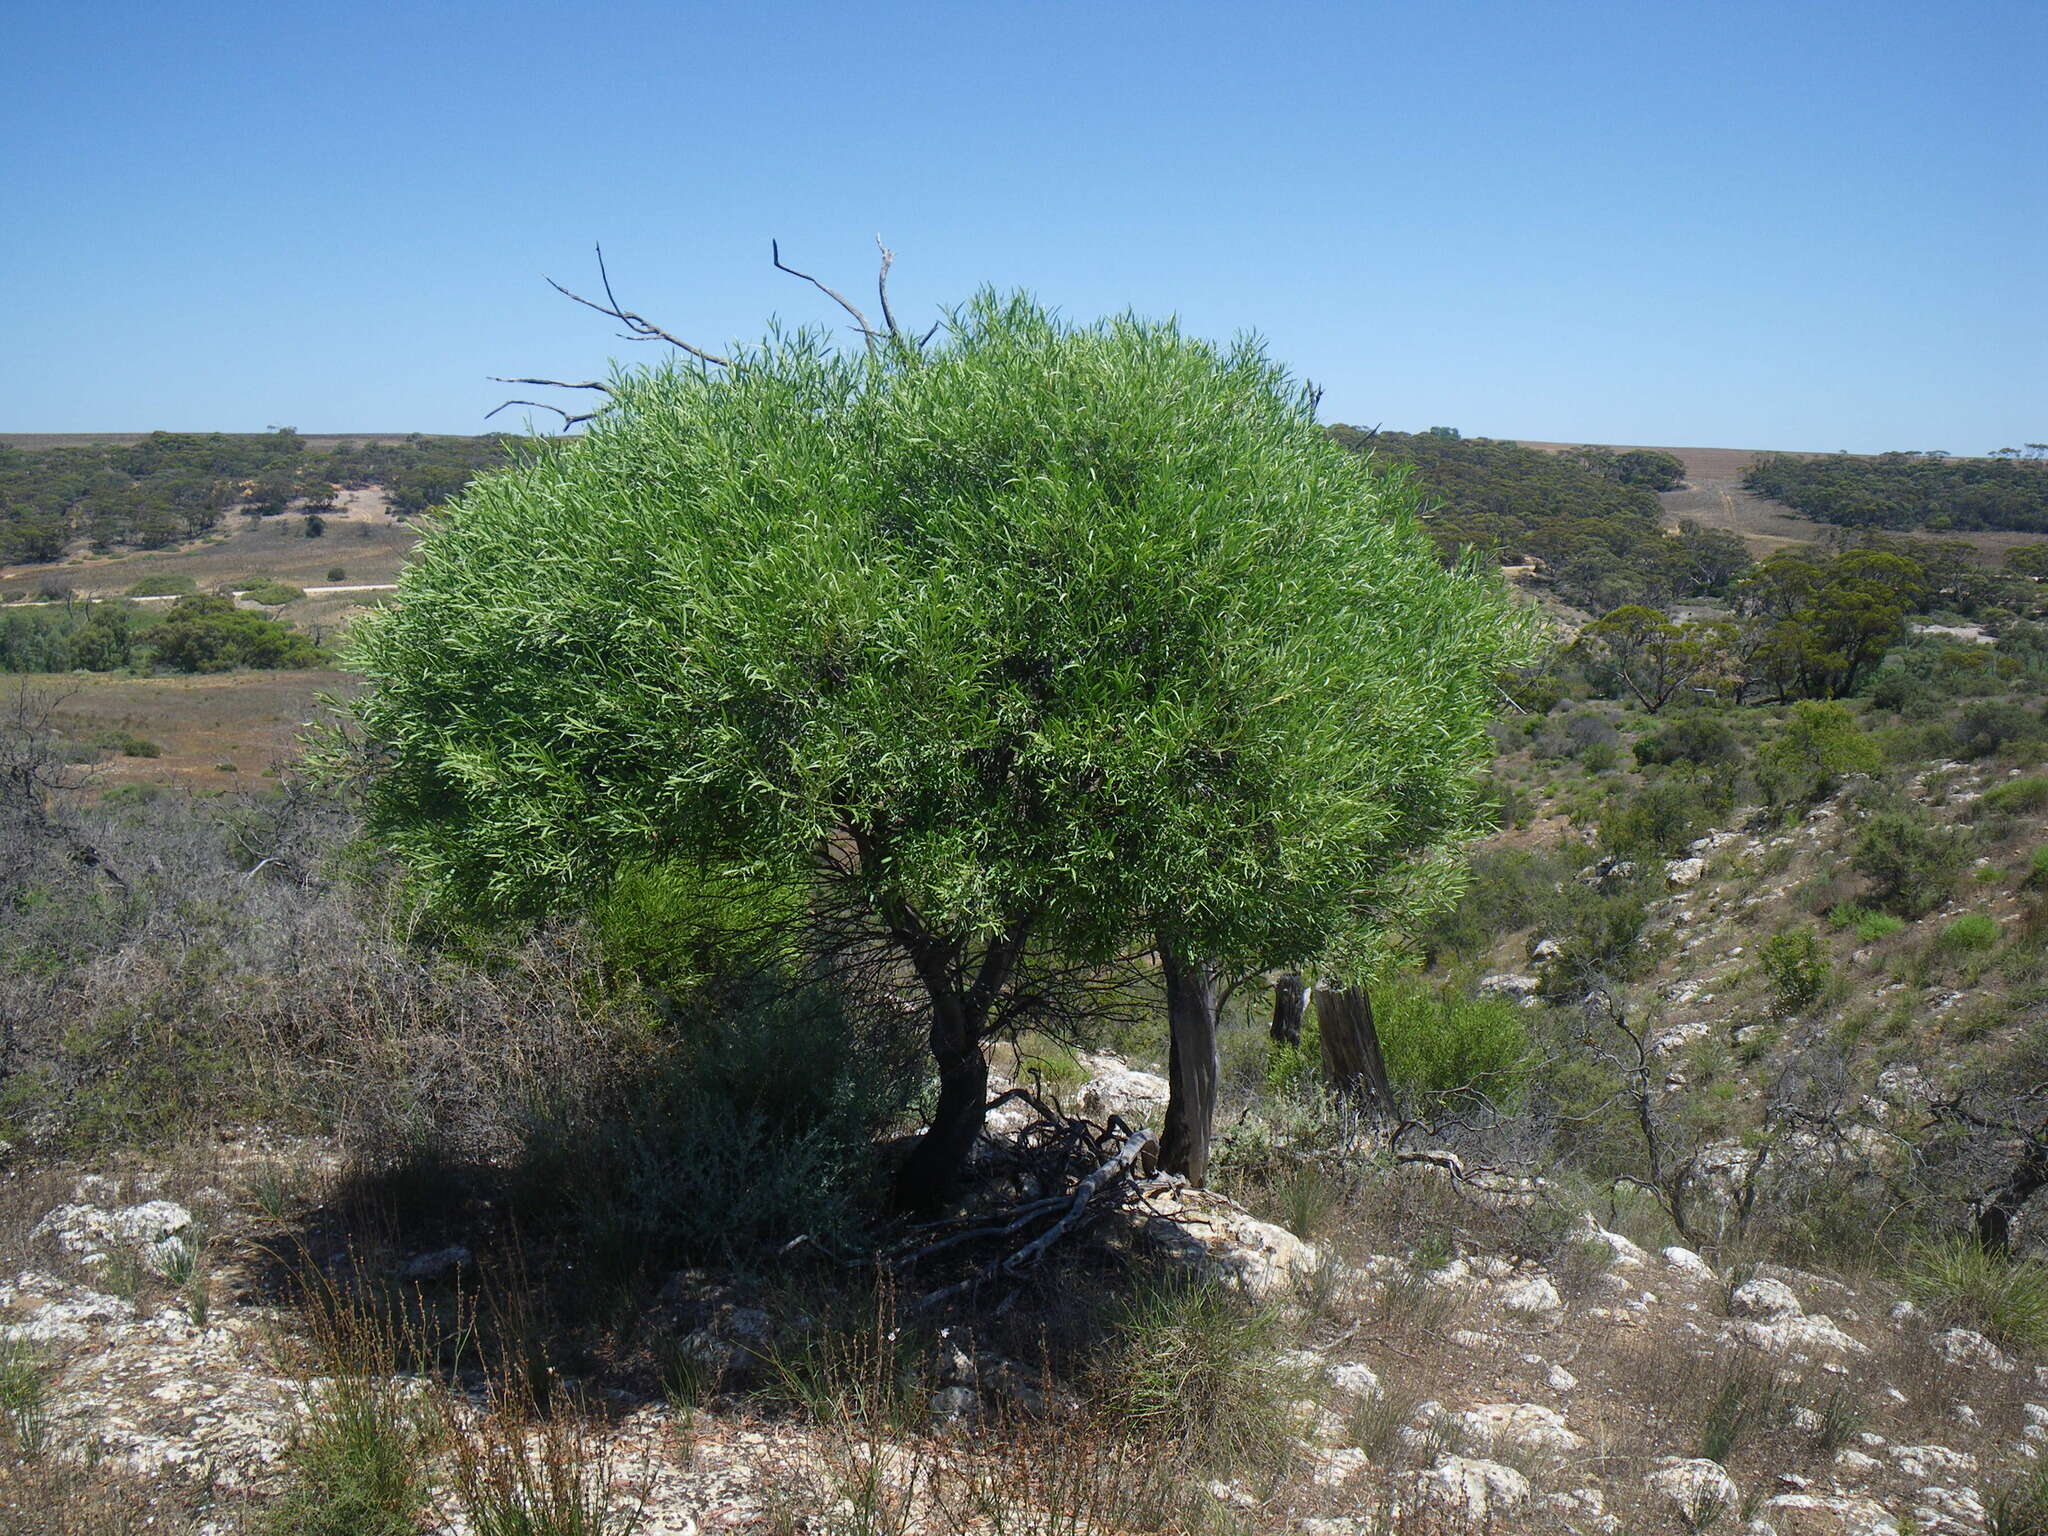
5, 764, 2044, 1531
3, 1067, 2040, 1536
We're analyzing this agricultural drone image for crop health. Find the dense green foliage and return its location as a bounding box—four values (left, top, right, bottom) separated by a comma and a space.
1746, 450, 2048, 533
0, 430, 511, 564
1328, 427, 1747, 611
0, 601, 147, 673
353, 297, 1531, 965
148, 595, 327, 673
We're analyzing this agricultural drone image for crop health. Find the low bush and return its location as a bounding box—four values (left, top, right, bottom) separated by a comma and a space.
1955, 701, 2047, 760
1633, 711, 1742, 769
1939, 913, 2001, 952
1985, 776, 2048, 816
1853, 809, 1972, 917
241, 580, 305, 607
1827, 903, 1907, 943
1602, 775, 1724, 858
89, 729, 160, 759
145, 595, 325, 672
2028, 846, 2048, 891
1422, 846, 1572, 960
122, 574, 195, 598
1758, 700, 1882, 805
511, 975, 923, 1269
1760, 926, 1832, 1013
326, 567, 347, 582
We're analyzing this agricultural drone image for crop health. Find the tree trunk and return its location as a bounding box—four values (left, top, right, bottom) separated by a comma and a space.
1159, 945, 1221, 1188
1315, 981, 1395, 1121
882, 913, 1029, 1215
1270, 971, 1307, 1047
894, 1039, 991, 1214
1977, 1122, 2048, 1254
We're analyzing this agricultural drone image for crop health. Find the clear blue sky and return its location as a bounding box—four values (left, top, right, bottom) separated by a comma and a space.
3, 0, 2041, 451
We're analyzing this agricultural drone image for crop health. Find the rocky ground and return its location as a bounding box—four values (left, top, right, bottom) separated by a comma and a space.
2, 1040, 2041, 1535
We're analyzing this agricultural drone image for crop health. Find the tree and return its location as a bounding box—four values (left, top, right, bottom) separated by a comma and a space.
1578, 606, 1723, 712
149, 595, 324, 673
347, 276, 1534, 1211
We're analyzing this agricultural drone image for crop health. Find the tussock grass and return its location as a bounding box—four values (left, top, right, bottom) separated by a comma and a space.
264, 1271, 440, 1536
1090, 1273, 1300, 1478
0, 1340, 49, 1459
1901, 1237, 2048, 1352
1989, 1458, 2048, 1536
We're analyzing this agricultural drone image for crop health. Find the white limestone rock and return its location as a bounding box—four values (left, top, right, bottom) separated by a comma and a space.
1415, 1456, 1530, 1522
1662, 1246, 1717, 1281
1647, 1459, 1741, 1525
1454, 1402, 1585, 1458
1929, 1327, 2013, 1372
1499, 1275, 1563, 1319
1730, 1277, 1803, 1320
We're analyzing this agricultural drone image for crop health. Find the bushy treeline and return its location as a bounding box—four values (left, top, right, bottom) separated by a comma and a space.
0, 595, 324, 674
1330, 427, 1746, 611
0, 429, 515, 563
1746, 450, 2048, 533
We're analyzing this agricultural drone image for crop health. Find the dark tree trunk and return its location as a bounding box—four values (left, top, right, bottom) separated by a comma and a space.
1270, 971, 1307, 1047
894, 1038, 992, 1214
1315, 981, 1395, 1121
878, 901, 1029, 1214
1977, 1122, 2048, 1254
1159, 945, 1221, 1188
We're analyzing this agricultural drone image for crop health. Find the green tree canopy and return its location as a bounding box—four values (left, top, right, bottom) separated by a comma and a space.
346, 291, 1535, 1206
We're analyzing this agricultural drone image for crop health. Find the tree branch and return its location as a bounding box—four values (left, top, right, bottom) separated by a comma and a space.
545, 245, 733, 368
771, 239, 878, 342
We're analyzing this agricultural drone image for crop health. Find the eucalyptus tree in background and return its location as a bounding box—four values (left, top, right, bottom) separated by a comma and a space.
345, 260, 1535, 1211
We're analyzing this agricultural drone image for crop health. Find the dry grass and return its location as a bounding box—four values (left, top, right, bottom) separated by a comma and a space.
25, 669, 355, 787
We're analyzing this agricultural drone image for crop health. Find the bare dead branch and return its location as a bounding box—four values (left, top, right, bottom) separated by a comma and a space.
771, 239, 877, 341
488, 377, 614, 394
874, 235, 899, 338
545, 245, 733, 368
484, 400, 600, 432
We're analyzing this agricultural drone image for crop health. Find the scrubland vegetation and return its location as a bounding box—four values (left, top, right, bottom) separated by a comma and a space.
3, 294, 2048, 1531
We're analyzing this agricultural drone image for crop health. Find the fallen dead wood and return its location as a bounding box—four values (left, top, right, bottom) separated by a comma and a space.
888, 1093, 1157, 1311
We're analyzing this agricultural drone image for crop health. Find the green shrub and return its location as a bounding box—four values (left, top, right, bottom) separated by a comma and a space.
146, 595, 325, 672
326, 567, 347, 582
1374, 979, 1531, 1110
1955, 701, 2046, 760
1634, 712, 1741, 769
1759, 700, 1882, 805
1542, 879, 1655, 993
1901, 1237, 2048, 1352
1939, 913, 2001, 952
123, 574, 196, 598
512, 976, 922, 1267
1853, 810, 1972, 917
1423, 847, 1571, 959
89, 729, 160, 759
1602, 776, 1722, 858
1985, 777, 2048, 816
1760, 927, 1832, 1013
241, 580, 306, 607
2027, 846, 2048, 891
